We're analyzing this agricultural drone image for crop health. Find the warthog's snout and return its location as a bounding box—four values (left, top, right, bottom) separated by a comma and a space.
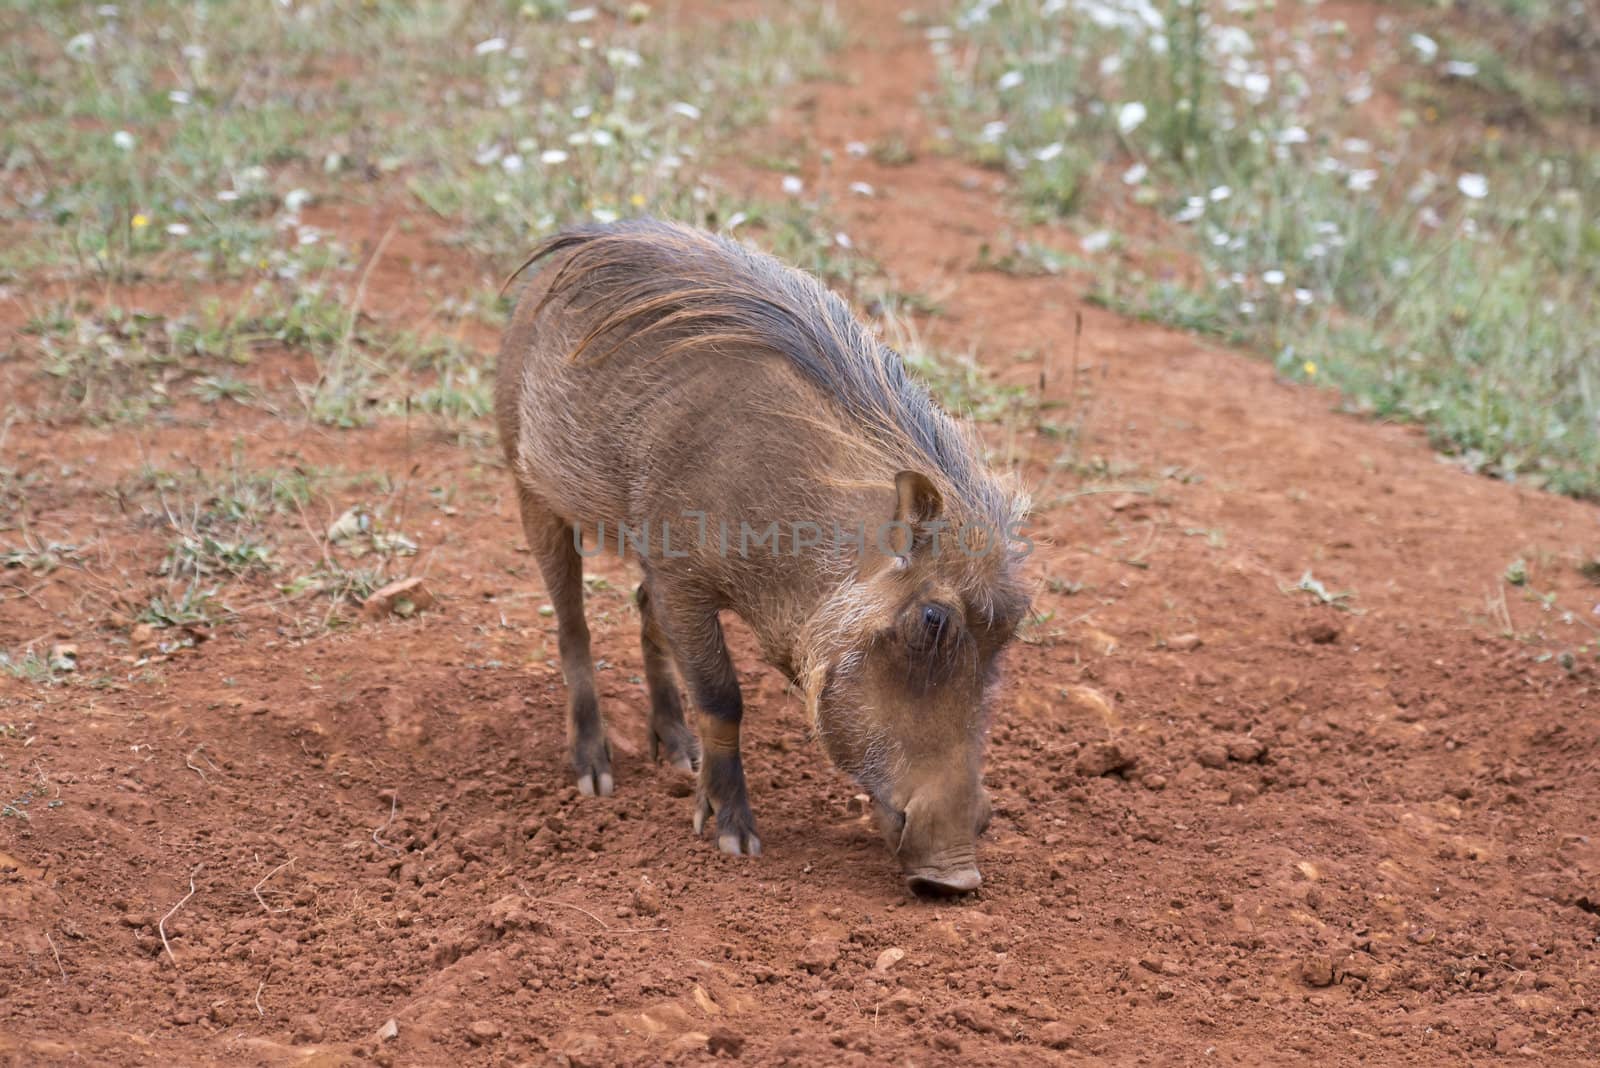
907, 865, 983, 897
885, 785, 985, 897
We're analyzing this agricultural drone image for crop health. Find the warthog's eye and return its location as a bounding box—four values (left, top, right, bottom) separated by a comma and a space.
910, 602, 955, 654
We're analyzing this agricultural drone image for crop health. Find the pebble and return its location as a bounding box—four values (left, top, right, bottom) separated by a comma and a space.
466, 1019, 499, 1044
1300, 955, 1335, 987
361, 577, 435, 620
632, 877, 662, 917
1196, 744, 1230, 769
1075, 740, 1136, 778
874, 947, 905, 972
800, 938, 841, 973
707, 1027, 745, 1057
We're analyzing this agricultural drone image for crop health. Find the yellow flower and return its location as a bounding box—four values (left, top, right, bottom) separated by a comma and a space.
629, 193, 646, 208
131, 213, 150, 229
1303, 361, 1317, 377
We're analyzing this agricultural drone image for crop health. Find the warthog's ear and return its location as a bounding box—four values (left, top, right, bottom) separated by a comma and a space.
894, 470, 944, 524
891, 471, 944, 556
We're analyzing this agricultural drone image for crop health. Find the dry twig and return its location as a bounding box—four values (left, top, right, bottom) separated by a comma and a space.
159, 865, 202, 964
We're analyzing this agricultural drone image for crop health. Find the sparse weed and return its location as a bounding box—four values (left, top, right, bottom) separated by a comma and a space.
937, 0, 1600, 497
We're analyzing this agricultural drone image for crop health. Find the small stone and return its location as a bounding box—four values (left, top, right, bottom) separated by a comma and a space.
1038, 1021, 1075, 1049
120, 911, 155, 928
800, 938, 841, 974
374, 1019, 399, 1042
361, 577, 435, 620
1300, 955, 1335, 987
291, 1015, 325, 1043
632, 877, 662, 917
466, 1019, 499, 1045
874, 947, 906, 972
707, 1027, 745, 1057
1140, 773, 1167, 791
1302, 621, 1341, 644
1495, 1025, 1533, 1054
1075, 740, 1136, 778
1196, 744, 1229, 769
1226, 736, 1266, 763
1169, 633, 1203, 652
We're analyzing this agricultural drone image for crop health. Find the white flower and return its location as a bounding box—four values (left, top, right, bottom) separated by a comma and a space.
168, 89, 191, 105
590, 128, 614, 147
1116, 101, 1147, 134
540, 149, 569, 165
1341, 138, 1370, 154
567, 6, 598, 21
980, 120, 1008, 142
474, 37, 506, 55
1457, 173, 1488, 199
834, 232, 853, 249
1238, 300, 1256, 315
1293, 288, 1313, 305
297, 227, 320, 246
1122, 162, 1148, 185
1080, 230, 1112, 253
1347, 169, 1379, 192
165, 222, 190, 236
571, 103, 593, 120
606, 47, 642, 69
501, 154, 524, 173
781, 175, 804, 196
497, 89, 522, 108
216, 189, 240, 202
1174, 196, 1205, 223
112, 130, 136, 151
669, 102, 701, 120
181, 43, 205, 61
284, 188, 312, 214
1211, 26, 1252, 55
65, 32, 95, 59
1241, 72, 1270, 98
726, 211, 749, 231
845, 141, 868, 158
1278, 125, 1308, 145
996, 70, 1024, 92
1034, 142, 1063, 162
591, 207, 619, 223
849, 181, 875, 197
474, 144, 503, 166
1442, 60, 1478, 78
1209, 184, 1231, 201
1409, 33, 1438, 62
1262, 268, 1285, 286
1098, 54, 1123, 77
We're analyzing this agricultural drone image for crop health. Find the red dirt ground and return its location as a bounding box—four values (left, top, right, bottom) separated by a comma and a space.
3, 2, 1599, 1065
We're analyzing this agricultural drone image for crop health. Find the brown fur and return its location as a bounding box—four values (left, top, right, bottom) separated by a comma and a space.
496, 218, 1028, 890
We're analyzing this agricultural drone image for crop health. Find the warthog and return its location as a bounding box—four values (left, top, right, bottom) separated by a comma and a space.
496, 218, 1028, 894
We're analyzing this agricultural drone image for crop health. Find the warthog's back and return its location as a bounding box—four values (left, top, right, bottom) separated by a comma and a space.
495, 218, 1013, 551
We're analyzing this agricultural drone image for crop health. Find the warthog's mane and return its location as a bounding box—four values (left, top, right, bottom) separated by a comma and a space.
506, 217, 1022, 537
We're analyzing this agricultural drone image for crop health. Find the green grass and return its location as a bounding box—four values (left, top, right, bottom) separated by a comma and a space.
935, 0, 1600, 497
3, 0, 841, 277
2, 1, 851, 432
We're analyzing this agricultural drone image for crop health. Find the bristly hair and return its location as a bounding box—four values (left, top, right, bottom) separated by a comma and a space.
506, 217, 1019, 531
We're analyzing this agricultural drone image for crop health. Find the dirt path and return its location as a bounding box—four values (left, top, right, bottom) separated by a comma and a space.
4, 2, 1599, 1065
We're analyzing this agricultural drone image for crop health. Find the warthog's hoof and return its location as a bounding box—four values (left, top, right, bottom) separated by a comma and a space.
649, 718, 700, 774
693, 793, 762, 856
572, 738, 614, 798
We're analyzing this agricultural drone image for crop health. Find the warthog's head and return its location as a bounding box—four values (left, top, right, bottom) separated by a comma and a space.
802, 471, 1028, 895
